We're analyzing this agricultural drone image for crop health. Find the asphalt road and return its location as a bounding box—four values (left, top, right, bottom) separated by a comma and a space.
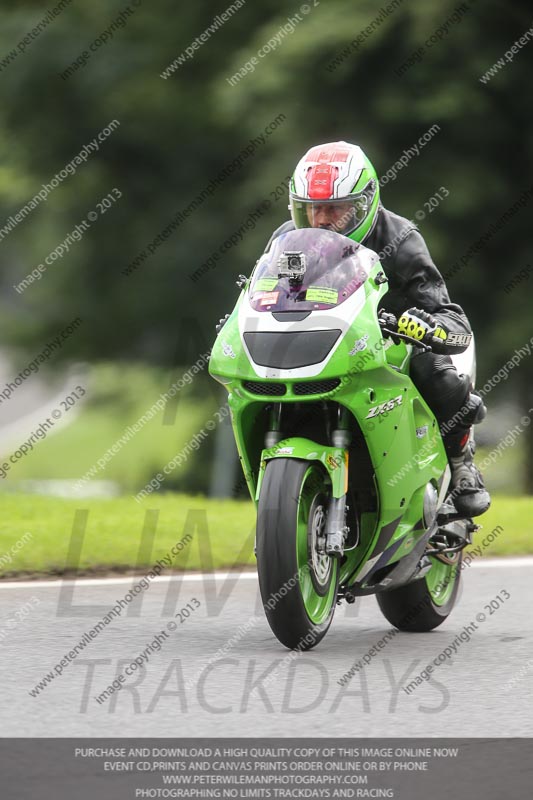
1, 559, 532, 737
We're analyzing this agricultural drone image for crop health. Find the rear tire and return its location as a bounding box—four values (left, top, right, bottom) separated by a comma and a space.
256, 458, 339, 650
376, 552, 462, 632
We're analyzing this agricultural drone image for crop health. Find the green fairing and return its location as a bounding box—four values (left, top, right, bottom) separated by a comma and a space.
209, 228, 459, 647
211, 273, 445, 576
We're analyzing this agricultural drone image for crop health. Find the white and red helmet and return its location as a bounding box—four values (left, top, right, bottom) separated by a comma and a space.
290, 141, 380, 242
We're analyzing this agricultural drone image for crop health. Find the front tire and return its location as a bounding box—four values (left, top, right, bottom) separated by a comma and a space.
256, 458, 339, 650
376, 552, 462, 632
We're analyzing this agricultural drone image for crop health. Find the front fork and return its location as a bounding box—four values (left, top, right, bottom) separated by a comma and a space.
260, 404, 352, 559
324, 424, 351, 557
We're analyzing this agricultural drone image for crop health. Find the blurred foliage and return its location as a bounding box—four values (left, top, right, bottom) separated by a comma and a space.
0, 0, 532, 488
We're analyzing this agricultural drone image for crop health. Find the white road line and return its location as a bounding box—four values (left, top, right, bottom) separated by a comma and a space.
0, 557, 532, 590
0, 571, 258, 590
470, 556, 533, 568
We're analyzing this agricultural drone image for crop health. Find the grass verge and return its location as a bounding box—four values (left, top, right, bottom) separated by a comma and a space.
0, 493, 530, 578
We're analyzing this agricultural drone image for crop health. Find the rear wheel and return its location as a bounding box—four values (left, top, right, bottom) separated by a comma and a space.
376, 551, 462, 632
256, 458, 339, 649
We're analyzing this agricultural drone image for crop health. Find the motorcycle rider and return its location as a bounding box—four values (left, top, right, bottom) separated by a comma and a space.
265, 141, 490, 518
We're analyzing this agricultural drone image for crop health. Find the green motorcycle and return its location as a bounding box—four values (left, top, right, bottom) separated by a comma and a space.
209, 228, 476, 650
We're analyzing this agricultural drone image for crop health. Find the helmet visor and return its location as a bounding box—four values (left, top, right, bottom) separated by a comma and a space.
290, 180, 377, 237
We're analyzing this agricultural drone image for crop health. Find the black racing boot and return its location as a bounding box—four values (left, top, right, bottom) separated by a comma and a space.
448, 439, 491, 517
443, 391, 490, 518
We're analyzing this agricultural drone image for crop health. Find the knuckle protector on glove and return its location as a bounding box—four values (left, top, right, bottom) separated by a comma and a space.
398, 308, 435, 340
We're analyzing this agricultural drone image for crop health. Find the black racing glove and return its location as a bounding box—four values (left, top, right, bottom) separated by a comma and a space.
397, 307, 439, 342
398, 307, 448, 352
399, 307, 473, 353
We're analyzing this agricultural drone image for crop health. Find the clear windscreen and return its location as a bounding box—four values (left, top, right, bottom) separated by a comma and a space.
249, 228, 374, 312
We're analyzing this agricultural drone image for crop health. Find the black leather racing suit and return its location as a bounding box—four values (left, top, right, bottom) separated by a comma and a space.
266, 206, 477, 456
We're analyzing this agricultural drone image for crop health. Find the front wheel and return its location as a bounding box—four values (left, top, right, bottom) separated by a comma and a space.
256, 458, 339, 650
376, 552, 462, 632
